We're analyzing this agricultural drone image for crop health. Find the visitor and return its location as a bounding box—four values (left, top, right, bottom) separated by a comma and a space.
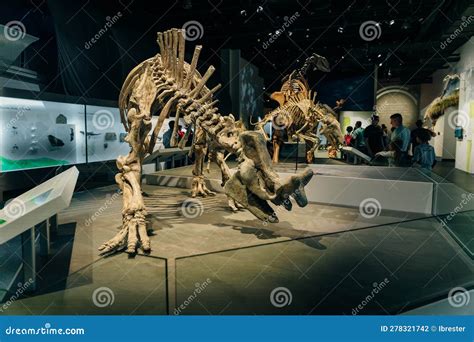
344, 126, 353, 146
364, 114, 384, 157
343, 126, 353, 162
389, 113, 410, 165
351, 121, 366, 153
410, 119, 425, 155
162, 120, 176, 148
177, 125, 185, 139
412, 129, 436, 171
375, 139, 403, 167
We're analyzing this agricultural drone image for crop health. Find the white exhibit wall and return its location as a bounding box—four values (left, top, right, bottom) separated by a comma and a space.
455, 38, 474, 173
420, 37, 474, 172
339, 111, 373, 132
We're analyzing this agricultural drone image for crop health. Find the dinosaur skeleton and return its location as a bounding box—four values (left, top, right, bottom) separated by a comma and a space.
424, 74, 460, 128
255, 54, 344, 163
99, 28, 314, 255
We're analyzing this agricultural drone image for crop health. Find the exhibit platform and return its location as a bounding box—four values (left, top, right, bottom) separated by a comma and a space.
1, 163, 473, 315
146, 163, 474, 215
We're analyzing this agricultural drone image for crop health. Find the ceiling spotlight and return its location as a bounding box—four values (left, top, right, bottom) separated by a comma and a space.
341, 55, 345, 59
402, 20, 411, 30
306, 28, 310, 31
275, 29, 281, 35
337, 26, 344, 33
288, 31, 293, 36
388, 68, 392, 77
306, 34, 310, 38
377, 54, 382, 58
256, 6, 263, 13
240, 10, 247, 16
379, 62, 383, 67
389, 19, 395, 26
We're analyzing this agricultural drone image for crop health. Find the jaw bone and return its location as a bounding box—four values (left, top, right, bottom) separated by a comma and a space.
224, 131, 314, 222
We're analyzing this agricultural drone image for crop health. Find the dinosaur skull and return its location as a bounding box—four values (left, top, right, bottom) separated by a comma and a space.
224, 131, 313, 222
216, 116, 245, 153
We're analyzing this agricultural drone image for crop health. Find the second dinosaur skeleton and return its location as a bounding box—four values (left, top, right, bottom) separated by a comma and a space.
99, 28, 314, 255
255, 54, 344, 163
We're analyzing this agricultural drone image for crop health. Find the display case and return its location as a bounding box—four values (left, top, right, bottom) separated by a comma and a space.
0, 97, 86, 172
85, 105, 129, 163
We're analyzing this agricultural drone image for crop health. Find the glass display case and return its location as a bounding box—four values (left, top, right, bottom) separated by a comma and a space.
0, 97, 86, 172
85, 105, 129, 163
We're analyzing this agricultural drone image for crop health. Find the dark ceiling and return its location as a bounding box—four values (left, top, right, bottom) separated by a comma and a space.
2, 0, 474, 98
141, 0, 474, 87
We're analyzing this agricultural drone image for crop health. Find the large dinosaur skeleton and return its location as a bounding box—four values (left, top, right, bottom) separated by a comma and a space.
99, 28, 314, 255
255, 54, 344, 163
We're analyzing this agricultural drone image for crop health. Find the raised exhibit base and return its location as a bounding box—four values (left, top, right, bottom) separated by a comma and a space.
146, 163, 474, 215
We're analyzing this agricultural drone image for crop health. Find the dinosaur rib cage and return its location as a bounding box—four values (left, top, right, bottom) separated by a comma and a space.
117, 28, 240, 155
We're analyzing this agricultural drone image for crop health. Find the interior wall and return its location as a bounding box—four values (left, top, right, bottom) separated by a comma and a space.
376, 88, 419, 130
421, 37, 474, 173
339, 111, 373, 132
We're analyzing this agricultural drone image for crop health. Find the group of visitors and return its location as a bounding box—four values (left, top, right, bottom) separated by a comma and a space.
344, 113, 436, 170
162, 120, 192, 148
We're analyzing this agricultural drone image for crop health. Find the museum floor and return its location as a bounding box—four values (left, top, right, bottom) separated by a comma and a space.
1, 162, 473, 315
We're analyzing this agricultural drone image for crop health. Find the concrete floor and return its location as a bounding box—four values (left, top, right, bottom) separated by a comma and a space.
0, 162, 473, 315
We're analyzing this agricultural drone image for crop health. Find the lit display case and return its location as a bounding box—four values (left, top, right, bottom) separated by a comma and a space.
85, 105, 129, 163
0, 97, 86, 172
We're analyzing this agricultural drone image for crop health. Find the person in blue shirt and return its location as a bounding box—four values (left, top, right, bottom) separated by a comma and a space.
389, 113, 411, 165
412, 129, 436, 171
351, 121, 366, 152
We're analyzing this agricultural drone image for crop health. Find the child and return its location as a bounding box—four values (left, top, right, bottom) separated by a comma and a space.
412, 129, 436, 171
344, 126, 353, 146
375, 139, 402, 166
